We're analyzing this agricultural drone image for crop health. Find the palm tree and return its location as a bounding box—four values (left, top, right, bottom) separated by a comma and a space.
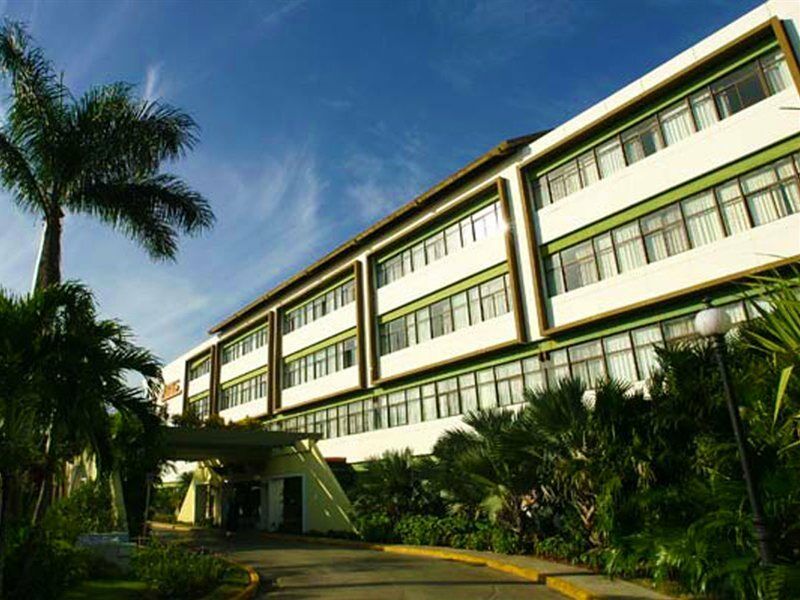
0, 20, 213, 290
0, 281, 162, 595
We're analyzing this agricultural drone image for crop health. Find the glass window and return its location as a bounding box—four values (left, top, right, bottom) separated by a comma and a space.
388, 391, 407, 427
452, 291, 470, 330
682, 192, 724, 247
405, 314, 417, 348
495, 362, 523, 406
429, 299, 453, 338
594, 233, 618, 280
545, 349, 570, 388
613, 222, 647, 272
445, 223, 462, 253
468, 287, 482, 324
640, 205, 689, 262
479, 276, 508, 319
712, 62, 767, 119
425, 231, 447, 264
422, 384, 437, 421
545, 254, 565, 297
596, 138, 626, 178
603, 333, 637, 382
690, 89, 718, 131
659, 100, 695, 146
663, 316, 696, 344
348, 402, 364, 434
342, 338, 357, 368
622, 117, 664, 165
407, 387, 423, 424
561, 240, 598, 292
759, 50, 791, 94
459, 373, 479, 414
437, 378, 460, 418
522, 356, 546, 393
472, 203, 502, 240
412, 243, 426, 272
532, 175, 551, 209
741, 165, 782, 225
578, 151, 600, 187
548, 160, 582, 202
715, 180, 751, 235
416, 308, 431, 343
477, 368, 497, 409
568, 340, 605, 387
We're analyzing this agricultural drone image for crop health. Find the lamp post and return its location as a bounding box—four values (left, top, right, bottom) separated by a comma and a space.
694, 304, 774, 565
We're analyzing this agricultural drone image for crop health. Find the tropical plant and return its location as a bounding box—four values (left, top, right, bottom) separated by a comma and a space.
0, 20, 213, 291
132, 539, 226, 599
0, 282, 163, 596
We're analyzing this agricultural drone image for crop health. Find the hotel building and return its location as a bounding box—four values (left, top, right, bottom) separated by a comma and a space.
161, 0, 800, 516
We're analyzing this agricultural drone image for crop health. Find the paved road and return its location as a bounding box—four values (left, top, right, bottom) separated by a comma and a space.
213, 535, 564, 599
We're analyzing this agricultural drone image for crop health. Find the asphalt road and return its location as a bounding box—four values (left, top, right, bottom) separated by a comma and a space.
215, 535, 565, 599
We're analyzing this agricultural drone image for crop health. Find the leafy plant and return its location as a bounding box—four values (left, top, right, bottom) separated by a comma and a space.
132, 540, 226, 599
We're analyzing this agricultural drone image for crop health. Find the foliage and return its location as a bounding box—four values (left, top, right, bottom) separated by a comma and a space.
0, 20, 213, 291
131, 540, 226, 599
352, 512, 398, 543
349, 274, 800, 598
41, 479, 117, 544
3, 528, 90, 600
351, 449, 441, 518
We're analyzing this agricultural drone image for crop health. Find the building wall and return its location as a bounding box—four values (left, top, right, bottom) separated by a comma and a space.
159, 0, 800, 464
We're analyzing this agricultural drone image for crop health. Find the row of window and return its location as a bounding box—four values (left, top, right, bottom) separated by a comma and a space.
219, 371, 269, 411
188, 357, 211, 381
377, 201, 504, 288
283, 336, 358, 389
273, 298, 755, 439
531, 49, 792, 209
283, 279, 356, 334
545, 152, 800, 297
188, 394, 210, 420
379, 273, 512, 356
221, 326, 268, 365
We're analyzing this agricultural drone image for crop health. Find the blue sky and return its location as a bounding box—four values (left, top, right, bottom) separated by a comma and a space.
0, 0, 760, 365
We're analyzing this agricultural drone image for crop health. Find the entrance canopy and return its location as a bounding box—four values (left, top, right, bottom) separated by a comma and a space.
161, 427, 319, 461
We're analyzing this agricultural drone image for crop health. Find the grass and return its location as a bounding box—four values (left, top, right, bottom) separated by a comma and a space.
61, 564, 250, 600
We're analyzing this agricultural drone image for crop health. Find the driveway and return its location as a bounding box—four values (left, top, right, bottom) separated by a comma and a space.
214, 534, 564, 599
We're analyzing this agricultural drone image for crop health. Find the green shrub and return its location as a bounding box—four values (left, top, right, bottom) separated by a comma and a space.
354, 512, 398, 543
396, 515, 445, 546
41, 479, 117, 543
132, 540, 226, 599
490, 527, 525, 555
4, 529, 90, 599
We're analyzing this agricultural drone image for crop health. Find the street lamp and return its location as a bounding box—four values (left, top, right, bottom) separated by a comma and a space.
694, 304, 774, 565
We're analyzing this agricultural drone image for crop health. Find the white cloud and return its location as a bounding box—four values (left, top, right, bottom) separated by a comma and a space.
260, 0, 306, 30
143, 62, 166, 103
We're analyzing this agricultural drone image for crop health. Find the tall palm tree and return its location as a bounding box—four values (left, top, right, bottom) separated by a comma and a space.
0, 21, 213, 290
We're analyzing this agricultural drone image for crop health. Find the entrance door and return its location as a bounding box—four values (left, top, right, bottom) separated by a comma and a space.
282, 476, 303, 533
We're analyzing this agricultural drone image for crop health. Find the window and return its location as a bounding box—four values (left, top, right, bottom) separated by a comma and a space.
527, 51, 789, 207
640, 204, 689, 262
459, 373, 479, 414
379, 274, 510, 355
613, 222, 647, 272
422, 384, 437, 420
220, 372, 268, 411
477, 368, 497, 409
561, 240, 598, 291
596, 138, 626, 178
221, 326, 268, 364
376, 201, 503, 286
545, 349, 570, 388
631, 325, 663, 379
682, 192, 724, 247
715, 180, 751, 234
659, 100, 695, 146
437, 378, 460, 418
712, 62, 767, 118
522, 356, 546, 393
568, 340, 605, 387
188, 395, 210, 420
663, 316, 696, 344
188, 357, 211, 381
284, 279, 356, 333
407, 387, 423, 424
603, 333, 637, 382
495, 362, 523, 406
283, 336, 357, 388
545, 254, 565, 297
388, 391, 407, 427
593, 233, 618, 280
622, 117, 664, 164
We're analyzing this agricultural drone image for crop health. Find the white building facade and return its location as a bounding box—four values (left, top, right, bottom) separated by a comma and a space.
160, 0, 800, 465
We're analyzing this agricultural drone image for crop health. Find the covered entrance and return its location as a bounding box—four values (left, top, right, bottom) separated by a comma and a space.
160, 427, 354, 535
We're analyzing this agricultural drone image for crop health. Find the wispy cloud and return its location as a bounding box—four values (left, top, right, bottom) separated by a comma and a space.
143, 62, 166, 103
344, 129, 432, 223
260, 0, 306, 30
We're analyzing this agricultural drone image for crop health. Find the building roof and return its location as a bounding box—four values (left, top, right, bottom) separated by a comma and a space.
209, 130, 549, 334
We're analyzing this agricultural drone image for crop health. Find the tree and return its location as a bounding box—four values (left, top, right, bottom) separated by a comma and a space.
0, 20, 213, 290
0, 282, 162, 596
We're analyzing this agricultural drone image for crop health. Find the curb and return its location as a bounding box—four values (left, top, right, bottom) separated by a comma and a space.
227, 558, 260, 600
261, 533, 666, 600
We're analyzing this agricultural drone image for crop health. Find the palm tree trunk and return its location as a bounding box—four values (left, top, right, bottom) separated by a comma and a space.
0, 470, 14, 598
33, 213, 62, 291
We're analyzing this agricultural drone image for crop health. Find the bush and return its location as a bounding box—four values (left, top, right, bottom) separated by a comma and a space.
353, 512, 397, 543
132, 540, 227, 599
4, 529, 90, 599
41, 479, 117, 543
490, 527, 525, 555
396, 515, 445, 546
